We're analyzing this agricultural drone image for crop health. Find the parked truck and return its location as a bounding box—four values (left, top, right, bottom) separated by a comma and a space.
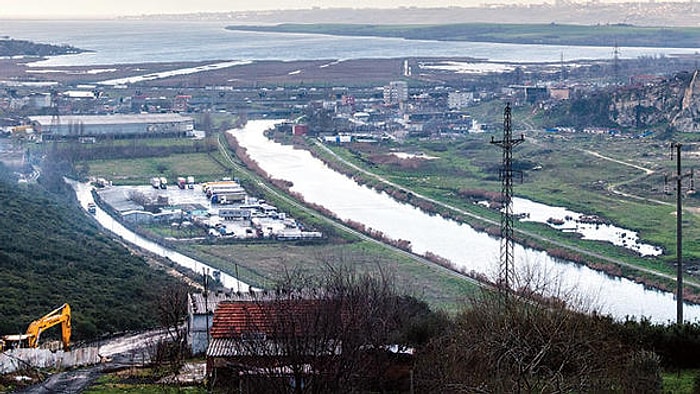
177, 177, 187, 189
211, 191, 246, 204
150, 177, 161, 189
186, 176, 195, 189
159, 177, 168, 189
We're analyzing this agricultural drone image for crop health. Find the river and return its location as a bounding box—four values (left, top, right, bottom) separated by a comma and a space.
231, 119, 700, 323
1, 20, 698, 67
67, 179, 255, 292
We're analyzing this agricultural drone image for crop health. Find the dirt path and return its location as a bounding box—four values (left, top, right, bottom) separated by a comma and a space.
311, 140, 700, 290
580, 149, 676, 207
13, 365, 103, 394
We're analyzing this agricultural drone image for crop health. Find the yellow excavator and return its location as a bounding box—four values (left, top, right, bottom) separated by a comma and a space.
1, 303, 71, 352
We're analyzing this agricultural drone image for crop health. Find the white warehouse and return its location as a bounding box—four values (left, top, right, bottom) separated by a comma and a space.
29, 113, 195, 139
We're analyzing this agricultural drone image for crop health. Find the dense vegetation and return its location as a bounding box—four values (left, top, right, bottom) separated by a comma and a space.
0, 38, 84, 57
226, 23, 700, 48
0, 164, 184, 341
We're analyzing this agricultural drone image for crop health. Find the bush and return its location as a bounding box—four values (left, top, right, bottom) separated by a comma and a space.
415, 292, 661, 393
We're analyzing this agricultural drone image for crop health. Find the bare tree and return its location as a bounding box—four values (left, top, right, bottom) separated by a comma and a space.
153, 283, 190, 381
414, 291, 661, 393
210, 267, 427, 394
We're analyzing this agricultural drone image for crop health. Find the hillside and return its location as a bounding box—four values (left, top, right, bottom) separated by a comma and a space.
0, 38, 84, 57
539, 70, 700, 131
0, 165, 185, 341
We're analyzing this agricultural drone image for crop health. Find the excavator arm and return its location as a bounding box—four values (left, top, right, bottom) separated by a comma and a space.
25, 303, 71, 351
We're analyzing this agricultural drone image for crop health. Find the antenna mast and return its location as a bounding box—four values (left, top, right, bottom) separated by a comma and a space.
49, 89, 60, 139
613, 42, 621, 83
490, 103, 524, 292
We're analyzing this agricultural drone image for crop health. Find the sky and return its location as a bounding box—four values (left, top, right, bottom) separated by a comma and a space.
0, 0, 500, 18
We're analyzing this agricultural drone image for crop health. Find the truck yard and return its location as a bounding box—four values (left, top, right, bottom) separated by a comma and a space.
95, 178, 322, 241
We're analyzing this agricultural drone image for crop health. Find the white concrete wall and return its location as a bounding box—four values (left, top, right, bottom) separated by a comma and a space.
0, 347, 100, 374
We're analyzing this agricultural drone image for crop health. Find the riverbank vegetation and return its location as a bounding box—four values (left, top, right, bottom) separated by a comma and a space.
286, 117, 700, 300
8, 129, 700, 393
60, 131, 482, 312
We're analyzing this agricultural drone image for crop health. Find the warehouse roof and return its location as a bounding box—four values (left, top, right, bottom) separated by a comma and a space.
29, 113, 193, 126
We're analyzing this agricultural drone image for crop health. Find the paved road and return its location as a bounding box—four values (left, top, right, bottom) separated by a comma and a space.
12, 330, 168, 394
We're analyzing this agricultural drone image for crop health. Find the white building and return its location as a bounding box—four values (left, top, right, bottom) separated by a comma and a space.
29, 113, 194, 139
187, 292, 232, 355
383, 81, 408, 105
448, 92, 475, 109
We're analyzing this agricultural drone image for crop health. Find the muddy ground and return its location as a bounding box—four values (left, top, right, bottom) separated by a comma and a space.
0, 56, 484, 88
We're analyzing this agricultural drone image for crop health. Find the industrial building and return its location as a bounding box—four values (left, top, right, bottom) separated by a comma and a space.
28, 113, 195, 139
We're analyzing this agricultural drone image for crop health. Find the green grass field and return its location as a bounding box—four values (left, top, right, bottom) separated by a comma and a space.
226, 22, 700, 48
77, 134, 482, 313
305, 106, 700, 297
86, 152, 230, 185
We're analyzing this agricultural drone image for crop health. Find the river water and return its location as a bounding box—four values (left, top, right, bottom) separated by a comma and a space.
17, 18, 700, 322
1, 20, 698, 67
67, 179, 255, 292
231, 120, 700, 323
512, 197, 662, 257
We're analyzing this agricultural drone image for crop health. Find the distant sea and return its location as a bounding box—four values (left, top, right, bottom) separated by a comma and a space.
1, 19, 698, 67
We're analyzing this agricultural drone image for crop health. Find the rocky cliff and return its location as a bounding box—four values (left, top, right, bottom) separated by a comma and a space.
609, 70, 700, 131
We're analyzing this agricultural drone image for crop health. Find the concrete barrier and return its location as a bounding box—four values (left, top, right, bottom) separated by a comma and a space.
0, 347, 100, 374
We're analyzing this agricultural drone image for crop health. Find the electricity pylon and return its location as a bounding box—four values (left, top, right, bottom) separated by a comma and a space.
490, 103, 524, 293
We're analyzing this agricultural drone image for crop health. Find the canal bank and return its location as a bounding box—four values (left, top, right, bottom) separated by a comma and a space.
67, 179, 257, 292
229, 119, 700, 323
302, 137, 700, 304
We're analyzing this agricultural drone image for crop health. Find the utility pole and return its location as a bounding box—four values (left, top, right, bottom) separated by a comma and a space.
49, 88, 60, 139
203, 267, 211, 349
613, 42, 621, 84
669, 143, 694, 324
490, 103, 524, 293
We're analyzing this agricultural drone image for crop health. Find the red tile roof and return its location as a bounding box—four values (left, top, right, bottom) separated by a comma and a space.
210, 299, 337, 339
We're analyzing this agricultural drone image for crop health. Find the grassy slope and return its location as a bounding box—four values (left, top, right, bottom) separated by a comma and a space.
0, 166, 183, 340
226, 23, 700, 48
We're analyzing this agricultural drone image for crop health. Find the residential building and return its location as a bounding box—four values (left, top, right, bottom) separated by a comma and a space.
383, 81, 408, 106
447, 91, 474, 109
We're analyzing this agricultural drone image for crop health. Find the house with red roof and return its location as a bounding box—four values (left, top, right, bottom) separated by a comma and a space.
205, 295, 415, 393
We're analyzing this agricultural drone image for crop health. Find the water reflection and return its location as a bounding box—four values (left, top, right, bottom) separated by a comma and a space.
231, 120, 699, 323
512, 197, 662, 257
